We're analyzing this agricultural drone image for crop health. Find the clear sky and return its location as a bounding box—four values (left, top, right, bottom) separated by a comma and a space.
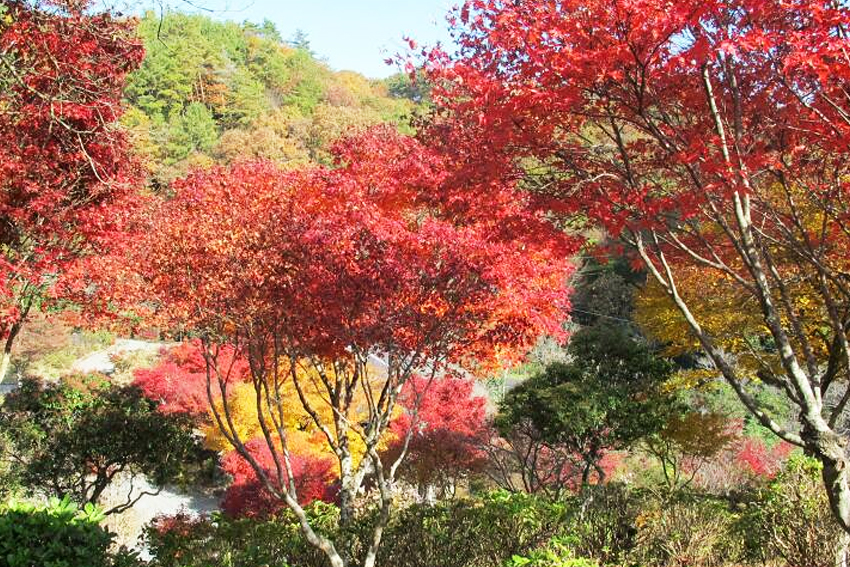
173, 0, 458, 78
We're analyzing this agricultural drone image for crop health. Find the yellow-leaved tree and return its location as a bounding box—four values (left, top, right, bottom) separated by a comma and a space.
204, 359, 398, 467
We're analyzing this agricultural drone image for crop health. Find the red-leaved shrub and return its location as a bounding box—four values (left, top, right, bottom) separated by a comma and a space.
221, 438, 337, 519
385, 375, 488, 491
133, 340, 248, 417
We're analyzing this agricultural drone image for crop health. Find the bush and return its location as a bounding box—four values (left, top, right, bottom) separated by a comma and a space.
145, 504, 340, 567
0, 496, 140, 567
146, 492, 572, 567
0, 375, 205, 513
742, 456, 846, 567
376, 490, 570, 567
507, 536, 598, 567
631, 496, 744, 567
566, 483, 643, 565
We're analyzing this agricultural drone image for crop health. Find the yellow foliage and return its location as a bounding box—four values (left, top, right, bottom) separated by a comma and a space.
203, 361, 398, 468
212, 107, 312, 166
635, 260, 833, 372
634, 266, 763, 357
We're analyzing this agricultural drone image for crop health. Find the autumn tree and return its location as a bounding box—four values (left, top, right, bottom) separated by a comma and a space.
424, 0, 850, 533
643, 411, 737, 490
220, 438, 337, 519
124, 127, 574, 567
0, 0, 143, 379
482, 418, 583, 497
133, 339, 247, 419
383, 375, 488, 501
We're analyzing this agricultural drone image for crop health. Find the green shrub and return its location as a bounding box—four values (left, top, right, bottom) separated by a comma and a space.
146, 492, 572, 567
0, 496, 140, 567
565, 483, 643, 565
0, 376, 204, 513
376, 490, 570, 567
507, 536, 598, 567
145, 502, 346, 567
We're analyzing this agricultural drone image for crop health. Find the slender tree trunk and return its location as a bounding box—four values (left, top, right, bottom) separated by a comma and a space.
0, 349, 11, 382
581, 462, 591, 487
0, 322, 21, 382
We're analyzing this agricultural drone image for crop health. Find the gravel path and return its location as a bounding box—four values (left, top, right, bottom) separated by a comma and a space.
72, 338, 170, 375
102, 474, 220, 557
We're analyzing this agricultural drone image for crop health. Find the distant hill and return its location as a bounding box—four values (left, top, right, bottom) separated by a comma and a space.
122, 12, 422, 186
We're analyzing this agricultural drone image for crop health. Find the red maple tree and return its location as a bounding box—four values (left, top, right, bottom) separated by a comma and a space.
384, 375, 488, 498
133, 340, 248, 418
125, 126, 574, 566
421, 0, 850, 533
0, 1, 143, 377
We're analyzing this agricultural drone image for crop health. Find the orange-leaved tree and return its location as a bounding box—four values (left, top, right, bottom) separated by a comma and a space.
123, 126, 575, 567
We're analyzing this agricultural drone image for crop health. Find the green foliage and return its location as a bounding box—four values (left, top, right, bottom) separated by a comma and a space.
0, 376, 204, 513
166, 102, 218, 162
376, 491, 571, 567
508, 537, 598, 567
632, 496, 745, 567
497, 325, 676, 482
143, 482, 837, 567
384, 72, 433, 105
145, 492, 573, 567
566, 483, 644, 565
569, 256, 642, 328
692, 380, 795, 447
124, 11, 417, 181
0, 496, 141, 567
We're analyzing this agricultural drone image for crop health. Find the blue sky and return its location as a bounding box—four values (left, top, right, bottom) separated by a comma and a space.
169, 0, 458, 78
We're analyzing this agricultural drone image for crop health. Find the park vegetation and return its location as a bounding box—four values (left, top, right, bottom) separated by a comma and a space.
2, 0, 850, 566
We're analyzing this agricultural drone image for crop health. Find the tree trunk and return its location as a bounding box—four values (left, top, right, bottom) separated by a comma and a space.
339, 485, 356, 527
0, 324, 19, 382
581, 462, 591, 486
814, 428, 850, 534
0, 349, 11, 383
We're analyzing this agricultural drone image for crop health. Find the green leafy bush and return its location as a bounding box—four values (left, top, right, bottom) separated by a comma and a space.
0, 496, 140, 567
0, 376, 204, 514
508, 536, 598, 567
375, 491, 570, 567
145, 492, 572, 567
565, 483, 643, 565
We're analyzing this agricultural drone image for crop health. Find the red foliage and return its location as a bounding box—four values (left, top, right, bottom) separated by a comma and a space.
411, 0, 844, 496
123, 126, 575, 369
736, 437, 794, 479
149, 511, 206, 538
133, 340, 248, 417
220, 438, 337, 519
386, 375, 489, 487
119, 125, 574, 519
0, 0, 143, 343
420, 0, 850, 235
